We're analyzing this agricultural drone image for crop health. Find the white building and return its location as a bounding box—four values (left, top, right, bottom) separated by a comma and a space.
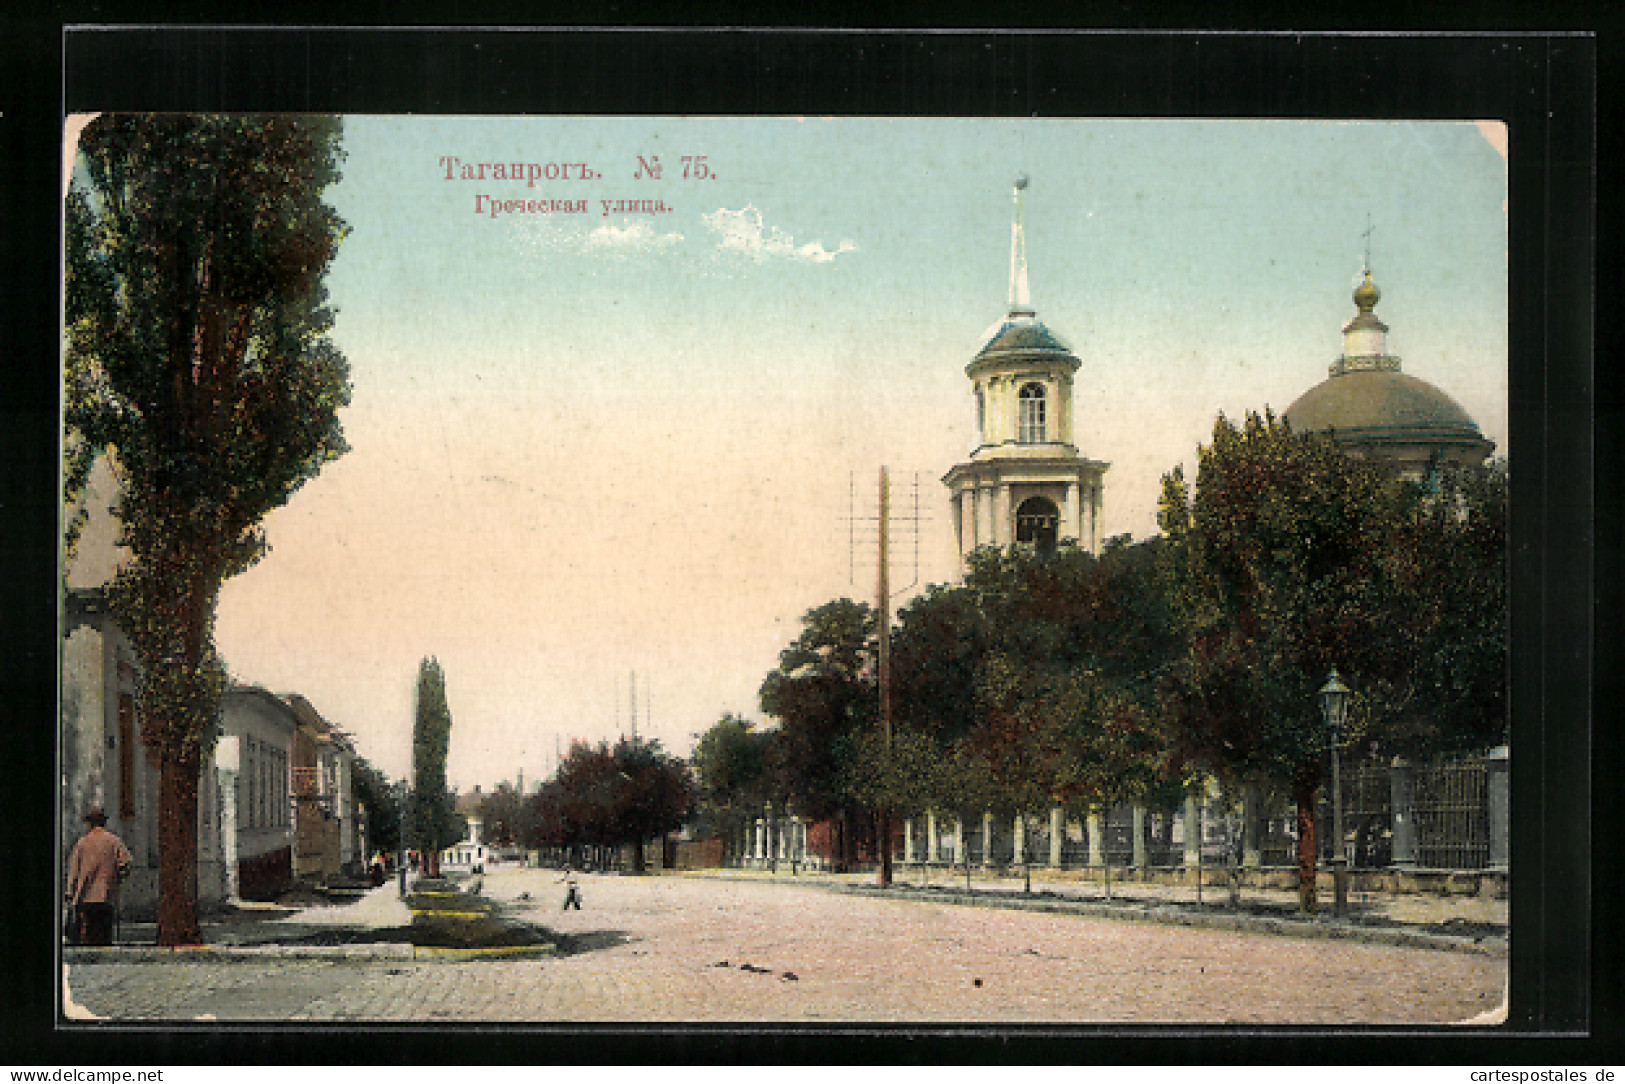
216, 686, 298, 899
943, 175, 1109, 558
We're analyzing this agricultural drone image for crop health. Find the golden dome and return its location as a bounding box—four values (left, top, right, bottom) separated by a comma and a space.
1353, 270, 1381, 312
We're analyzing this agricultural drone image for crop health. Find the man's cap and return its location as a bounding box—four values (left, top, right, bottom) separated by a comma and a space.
83, 806, 108, 824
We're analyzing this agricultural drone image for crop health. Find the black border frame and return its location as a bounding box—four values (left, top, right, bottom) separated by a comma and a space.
2, 17, 1607, 1067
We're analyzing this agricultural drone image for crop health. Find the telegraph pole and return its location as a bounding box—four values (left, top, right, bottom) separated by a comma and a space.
877, 467, 893, 889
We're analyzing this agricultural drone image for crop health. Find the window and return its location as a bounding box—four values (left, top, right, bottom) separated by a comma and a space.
974, 387, 986, 442
1018, 383, 1047, 443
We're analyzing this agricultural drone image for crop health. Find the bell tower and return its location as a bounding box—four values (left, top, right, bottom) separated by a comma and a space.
943, 175, 1109, 559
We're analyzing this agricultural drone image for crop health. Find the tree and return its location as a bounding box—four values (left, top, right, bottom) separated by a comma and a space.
963, 652, 1061, 886
1371, 461, 1509, 757
890, 582, 987, 743
840, 726, 950, 837
1044, 674, 1178, 896
533, 739, 693, 869
479, 783, 530, 850
351, 759, 403, 859
611, 739, 696, 873
65, 115, 350, 944
1158, 411, 1409, 910
410, 658, 455, 877
691, 713, 774, 850
758, 599, 876, 868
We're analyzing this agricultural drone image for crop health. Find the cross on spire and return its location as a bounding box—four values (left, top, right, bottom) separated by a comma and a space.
1361, 214, 1376, 274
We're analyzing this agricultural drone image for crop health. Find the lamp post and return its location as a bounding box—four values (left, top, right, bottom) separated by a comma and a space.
1318, 668, 1351, 918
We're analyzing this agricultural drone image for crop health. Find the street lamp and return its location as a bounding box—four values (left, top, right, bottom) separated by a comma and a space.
1318, 668, 1351, 918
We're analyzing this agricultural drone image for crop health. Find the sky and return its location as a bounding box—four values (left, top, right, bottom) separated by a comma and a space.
196, 116, 1508, 791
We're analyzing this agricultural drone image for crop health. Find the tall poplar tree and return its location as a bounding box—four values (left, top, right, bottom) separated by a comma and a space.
410, 657, 454, 878
65, 115, 350, 944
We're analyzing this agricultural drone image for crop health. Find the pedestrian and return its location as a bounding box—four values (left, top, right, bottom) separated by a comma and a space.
66, 807, 131, 947
561, 871, 582, 911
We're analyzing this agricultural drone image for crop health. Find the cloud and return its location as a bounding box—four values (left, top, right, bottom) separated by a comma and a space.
703, 205, 857, 263
584, 220, 685, 251
509, 216, 682, 259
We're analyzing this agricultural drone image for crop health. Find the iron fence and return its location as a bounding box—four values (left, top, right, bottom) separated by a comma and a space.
1415, 756, 1489, 869
714, 752, 1499, 875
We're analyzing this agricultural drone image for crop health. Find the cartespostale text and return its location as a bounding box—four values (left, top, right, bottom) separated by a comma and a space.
1471, 1073, 1612, 1083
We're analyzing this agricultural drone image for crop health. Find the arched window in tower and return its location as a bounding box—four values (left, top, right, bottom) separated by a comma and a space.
1018, 382, 1047, 443
1015, 496, 1060, 554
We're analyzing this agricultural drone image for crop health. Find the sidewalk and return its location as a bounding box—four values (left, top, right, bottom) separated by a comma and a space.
66, 882, 425, 961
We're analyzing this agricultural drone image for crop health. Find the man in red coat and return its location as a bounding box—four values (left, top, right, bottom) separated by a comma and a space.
67, 807, 131, 946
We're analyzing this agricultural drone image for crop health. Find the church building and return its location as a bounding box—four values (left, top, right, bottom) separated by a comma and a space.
943, 176, 1109, 558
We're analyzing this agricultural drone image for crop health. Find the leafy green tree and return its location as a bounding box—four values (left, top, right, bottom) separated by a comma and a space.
1372, 461, 1509, 756
963, 652, 1060, 883
410, 658, 455, 876
890, 583, 987, 743
691, 713, 774, 851
758, 599, 876, 868
65, 115, 350, 944
611, 738, 695, 872
840, 725, 949, 829
532, 739, 693, 869
935, 740, 1004, 888
1044, 675, 1176, 895
478, 782, 529, 849
1158, 411, 1409, 910
351, 759, 402, 858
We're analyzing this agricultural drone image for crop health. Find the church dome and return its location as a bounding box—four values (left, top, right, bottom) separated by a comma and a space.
975, 316, 1073, 360
1284, 369, 1485, 443
1283, 265, 1494, 469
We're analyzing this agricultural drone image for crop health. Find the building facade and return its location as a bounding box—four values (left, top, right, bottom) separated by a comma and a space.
286, 694, 363, 884
60, 456, 227, 919
943, 176, 1109, 558
217, 686, 298, 899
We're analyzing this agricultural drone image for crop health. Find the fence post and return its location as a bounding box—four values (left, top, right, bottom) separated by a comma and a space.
1049, 807, 1065, 869
1087, 812, 1104, 868
1241, 785, 1263, 868
1132, 805, 1148, 872
1487, 745, 1510, 870
1183, 794, 1201, 869
1391, 757, 1418, 869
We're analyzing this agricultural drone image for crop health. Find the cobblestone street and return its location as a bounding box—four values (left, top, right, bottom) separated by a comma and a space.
62, 867, 1506, 1025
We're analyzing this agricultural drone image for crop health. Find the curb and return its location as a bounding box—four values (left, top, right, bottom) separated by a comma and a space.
63, 943, 417, 962
63, 941, 561, 963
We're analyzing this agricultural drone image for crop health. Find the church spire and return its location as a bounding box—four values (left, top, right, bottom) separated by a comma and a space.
1008, 174, 1034, 318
